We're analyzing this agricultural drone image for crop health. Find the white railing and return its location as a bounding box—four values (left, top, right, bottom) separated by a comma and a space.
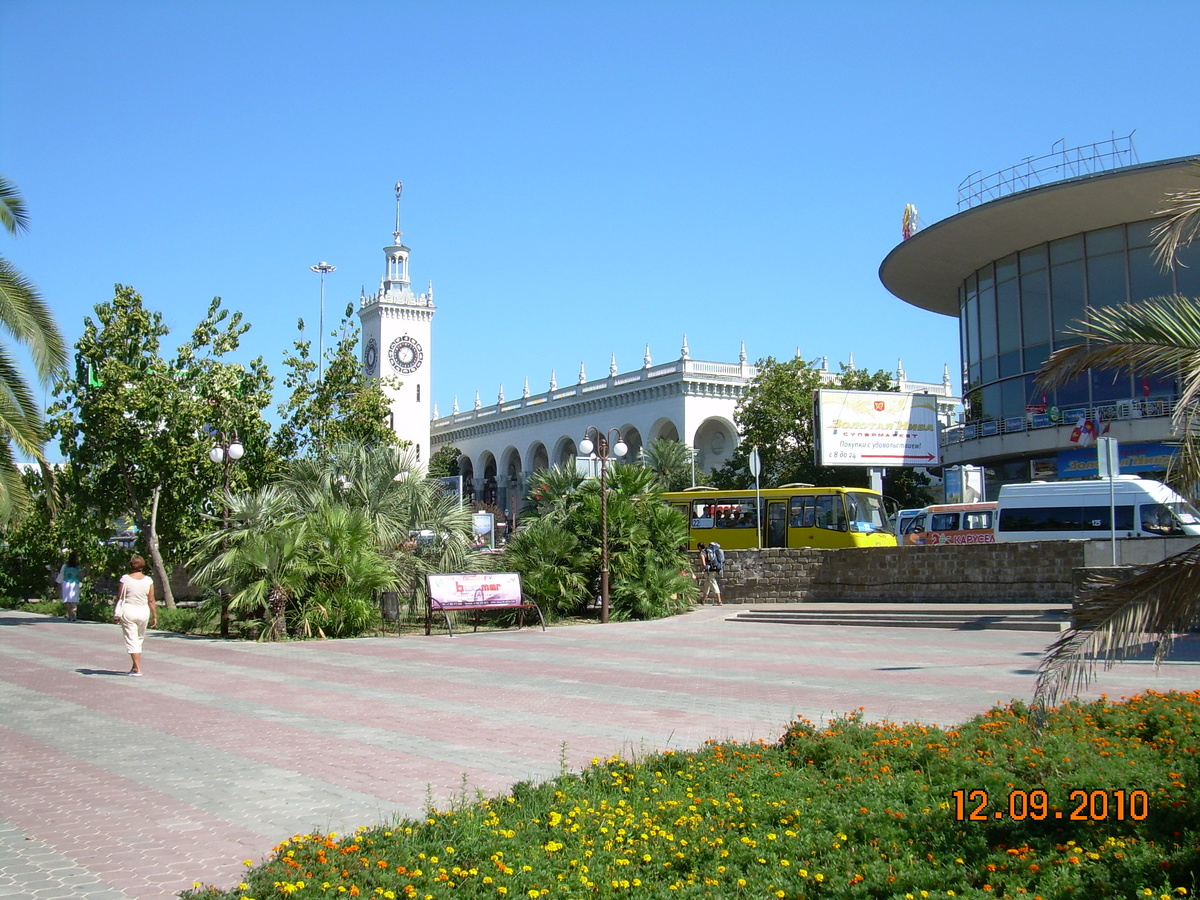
942, 396, 1177, 445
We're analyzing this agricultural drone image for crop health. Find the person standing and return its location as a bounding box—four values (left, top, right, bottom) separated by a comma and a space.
696, 542, 723, 606
115, 555, 157, 676
57, 552, 83, 621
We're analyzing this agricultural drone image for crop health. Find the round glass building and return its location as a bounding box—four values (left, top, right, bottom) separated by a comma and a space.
880, 153, 1200, 494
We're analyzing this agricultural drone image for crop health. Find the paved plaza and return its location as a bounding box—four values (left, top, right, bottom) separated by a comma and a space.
2, 604, 1198, 899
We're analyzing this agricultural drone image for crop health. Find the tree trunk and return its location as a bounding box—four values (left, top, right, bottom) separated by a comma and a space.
146, 485, 176, 609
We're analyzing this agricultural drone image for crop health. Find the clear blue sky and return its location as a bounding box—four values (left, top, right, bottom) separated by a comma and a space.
4, 1, 1200, 427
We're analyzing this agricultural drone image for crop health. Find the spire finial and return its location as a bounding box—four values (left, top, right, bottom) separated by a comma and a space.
452, 395, 460, 414
550, 369, 557, 391
739, 341, 747, 364
432, 403, 439, 419
393, 181, 403, 242
643, 344, 652, 369
498, 384, 505, 403
522, 377, 530, 398
681, 334, 690, 360
579, 361, 587, 384
474, 391, 481, 411
847, 351, 855, 369
609, 353, 618, 377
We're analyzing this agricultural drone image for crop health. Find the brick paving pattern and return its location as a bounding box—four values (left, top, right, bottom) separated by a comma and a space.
2, 605, 1198, 899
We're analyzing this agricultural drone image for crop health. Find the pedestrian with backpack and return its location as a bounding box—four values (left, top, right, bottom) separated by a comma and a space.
696, 541, 724, 605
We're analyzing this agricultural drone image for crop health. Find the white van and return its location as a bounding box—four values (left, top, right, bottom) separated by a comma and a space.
995, 476, 1200, 542
899, 502, 996, 546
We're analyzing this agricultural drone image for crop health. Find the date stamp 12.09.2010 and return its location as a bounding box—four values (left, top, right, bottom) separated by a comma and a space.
952, 788, 1150, 823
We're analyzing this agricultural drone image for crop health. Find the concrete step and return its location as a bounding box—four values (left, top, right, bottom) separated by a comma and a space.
728, 606, 1071, 632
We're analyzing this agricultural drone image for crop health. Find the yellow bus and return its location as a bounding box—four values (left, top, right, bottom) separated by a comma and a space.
661, 485, 897, 551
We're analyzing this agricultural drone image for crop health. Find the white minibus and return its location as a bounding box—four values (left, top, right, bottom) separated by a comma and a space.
899, 502, 996, 546
995, 476, 1200, 542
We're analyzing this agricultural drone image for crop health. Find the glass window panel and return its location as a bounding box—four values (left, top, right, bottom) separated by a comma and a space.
997, 279, 1021, 353
1051, 259, 1086, 342
1019, 244, 1047, 272
995, 253, 1018, 283
1128, 246, 1173, 302
1020, 270, 1051, 346
978, 285, 997, 359
1000, 377, 1026, 419
1024, 374, 1048, 410
1127, 220, 1157, 249
1092, 368, 1130, 405
1175, 243, 1200, 297
964, 292, 979, 369
1024, 342, 1051, 373
1086, 253, 1127, 309
981, 383, 1001, 420
1055, 375, 1089, 410
1086, 225, 1125, 256
969, 362, 981, 386
981, 355, 998, 383
1050, 234, 1084, 264
977, 263, 994, 293
999, 351, 1022, 379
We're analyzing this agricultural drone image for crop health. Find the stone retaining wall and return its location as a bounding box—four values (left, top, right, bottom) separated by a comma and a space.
719, 542, 1089, 604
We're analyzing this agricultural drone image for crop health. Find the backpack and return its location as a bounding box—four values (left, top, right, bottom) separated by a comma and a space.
707, 542, 725, 572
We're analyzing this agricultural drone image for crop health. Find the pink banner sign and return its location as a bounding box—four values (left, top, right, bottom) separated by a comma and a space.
427, 573, 524, 610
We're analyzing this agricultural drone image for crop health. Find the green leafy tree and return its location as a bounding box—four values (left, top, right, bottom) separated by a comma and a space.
427, 444, 462, 478
0, 175, 68, 523
638, 438, 695, 491
49, 286, 273, 606
712, 357, 932, 508
273, 304, 399, 460
506, 464, 695, 620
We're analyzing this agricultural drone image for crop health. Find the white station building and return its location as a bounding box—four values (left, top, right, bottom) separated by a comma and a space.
357, 187, 959, 521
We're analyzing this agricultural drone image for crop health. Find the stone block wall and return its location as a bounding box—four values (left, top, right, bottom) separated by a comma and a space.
718, 542, 1089, 604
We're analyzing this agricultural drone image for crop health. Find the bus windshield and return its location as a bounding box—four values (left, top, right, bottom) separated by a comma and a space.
845, 491, 891, 534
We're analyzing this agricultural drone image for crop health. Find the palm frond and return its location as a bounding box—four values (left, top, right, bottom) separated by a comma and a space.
0, 175, 30, 236
1151, 161, 1200, 268
1033, 545, 1200, 712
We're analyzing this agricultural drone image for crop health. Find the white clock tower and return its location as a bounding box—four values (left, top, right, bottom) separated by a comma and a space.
357, 182, 435, 463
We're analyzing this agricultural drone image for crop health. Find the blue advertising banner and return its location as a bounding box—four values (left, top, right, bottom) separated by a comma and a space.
1056, 441, 1176, 478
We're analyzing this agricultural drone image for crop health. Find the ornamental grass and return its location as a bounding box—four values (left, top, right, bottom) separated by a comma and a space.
182, 690, 1199, 899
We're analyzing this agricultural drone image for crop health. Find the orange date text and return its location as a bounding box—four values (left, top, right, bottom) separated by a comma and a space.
951, 788, 1149, 822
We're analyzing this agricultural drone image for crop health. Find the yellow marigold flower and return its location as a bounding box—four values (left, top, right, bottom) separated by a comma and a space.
815, 873, 825, 882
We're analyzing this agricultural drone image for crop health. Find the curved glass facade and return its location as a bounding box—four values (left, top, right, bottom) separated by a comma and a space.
959, 218, 1200, 423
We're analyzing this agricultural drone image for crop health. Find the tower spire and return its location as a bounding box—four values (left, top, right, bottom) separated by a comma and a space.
394, 181, 403, 243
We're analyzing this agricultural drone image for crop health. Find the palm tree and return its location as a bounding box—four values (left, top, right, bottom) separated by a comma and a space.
0, 175, 67, 522
639, 438, 696, 491
1032, 296, 1200, 709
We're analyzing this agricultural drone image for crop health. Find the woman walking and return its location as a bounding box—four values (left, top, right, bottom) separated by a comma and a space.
114, 556, 157, 676
57, 552, 82, 621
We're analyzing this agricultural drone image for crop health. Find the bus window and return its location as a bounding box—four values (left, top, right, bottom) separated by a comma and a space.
815, 494, 846, 531
1140, 503, 1185, 536
962, 511, 993, 530
790, 496, 815, 528
845, 491, 890, 534
930, 513, 960, 532
689, 500, 714, 529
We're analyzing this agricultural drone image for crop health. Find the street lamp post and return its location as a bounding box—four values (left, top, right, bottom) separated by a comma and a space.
579, 426, 627, 624
309, 261, 336, 379
209, 430, 245, 638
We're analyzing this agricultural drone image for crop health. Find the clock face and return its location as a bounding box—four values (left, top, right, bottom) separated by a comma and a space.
364, 338, 379, 375
389, 335, 424, 374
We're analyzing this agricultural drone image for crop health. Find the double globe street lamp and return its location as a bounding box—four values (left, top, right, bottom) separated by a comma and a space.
209, 430, 244, 639
578, 426, 627, 624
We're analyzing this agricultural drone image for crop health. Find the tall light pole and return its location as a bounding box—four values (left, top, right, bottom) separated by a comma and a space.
309, 261, 336, 379
579, 426, 627, 624
209, 430, 244, 638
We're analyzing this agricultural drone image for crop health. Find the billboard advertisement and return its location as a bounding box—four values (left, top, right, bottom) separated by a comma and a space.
816, 390, 940, 467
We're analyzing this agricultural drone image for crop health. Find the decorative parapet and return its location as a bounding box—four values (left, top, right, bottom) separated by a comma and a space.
431, 357, 759, 432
